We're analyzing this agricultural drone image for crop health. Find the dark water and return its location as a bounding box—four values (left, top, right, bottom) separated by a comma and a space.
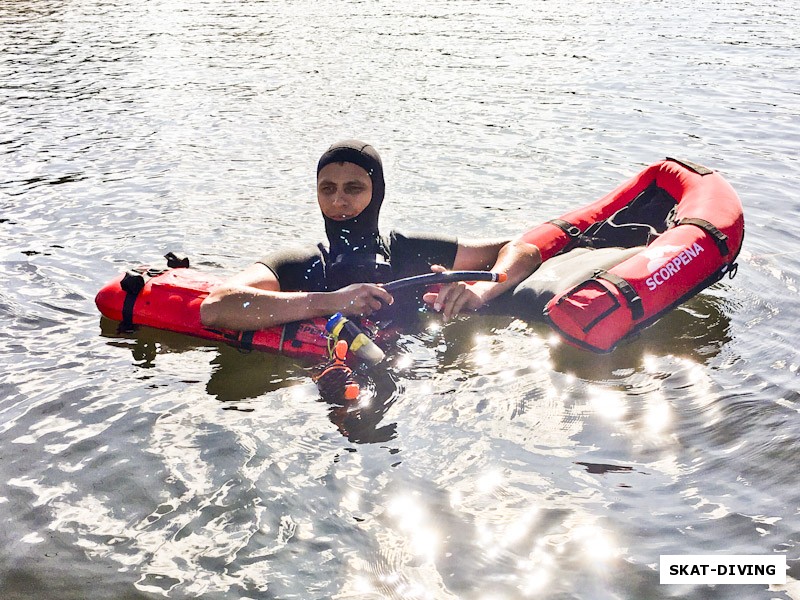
2, 1, 799, 598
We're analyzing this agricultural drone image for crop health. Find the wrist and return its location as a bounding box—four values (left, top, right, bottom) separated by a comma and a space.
307, 291, 337, 317
469, 282, 496, 305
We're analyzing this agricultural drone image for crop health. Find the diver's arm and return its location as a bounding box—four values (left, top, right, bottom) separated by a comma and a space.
451, 238, 510, 271
464, 238, 541, 302
424, 238, 542, 320
200, 263, 393, 331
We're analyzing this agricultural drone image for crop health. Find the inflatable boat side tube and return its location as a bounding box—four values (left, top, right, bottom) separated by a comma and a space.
529, 159, 744, 352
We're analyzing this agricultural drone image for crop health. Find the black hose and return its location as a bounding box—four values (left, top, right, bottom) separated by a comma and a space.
383, 271, 504, 293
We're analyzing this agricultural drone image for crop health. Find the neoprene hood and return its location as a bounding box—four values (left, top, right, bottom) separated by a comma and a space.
317, 140, 385, 258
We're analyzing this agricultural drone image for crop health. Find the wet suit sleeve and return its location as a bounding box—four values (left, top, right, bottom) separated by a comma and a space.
388, 231, 459, 280
257, 244, 327, 292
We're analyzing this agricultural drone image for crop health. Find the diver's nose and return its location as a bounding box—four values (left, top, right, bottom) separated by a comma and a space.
332, 189, 348, 208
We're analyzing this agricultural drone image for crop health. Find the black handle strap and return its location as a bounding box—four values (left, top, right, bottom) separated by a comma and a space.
594, 270, 644, 321
676, 218, 730, 257
119, 270, 151, 332
548, 218, 583, 239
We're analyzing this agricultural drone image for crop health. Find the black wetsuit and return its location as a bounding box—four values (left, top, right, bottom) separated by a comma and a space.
258, 231, 457, 293
257, 140, 459, 322
259, 230, 458, 320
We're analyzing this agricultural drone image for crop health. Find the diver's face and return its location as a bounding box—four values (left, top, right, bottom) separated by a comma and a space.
317, 162, 372, 221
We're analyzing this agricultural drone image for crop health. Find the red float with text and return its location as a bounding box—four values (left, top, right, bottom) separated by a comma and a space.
521, 158, 744, 352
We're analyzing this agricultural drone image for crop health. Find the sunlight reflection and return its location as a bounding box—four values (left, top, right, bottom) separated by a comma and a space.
574, 524, 619, 565
521, 570, 551, 596
472, 350, 492, 367
519, 544, 555, 596
350, 575, 375, 595
504, 508, 540, 549
500, 369, 516, 382
688, 367, 724, 428
419, 382, 434, 396
289, 385, 314, 403
642, 354, 660, 373
388, 493, 440, 563
357, 388, 374, 409
477, 469, 505, 494
685, 358, 718, 404
587, 385, 628, 421
476, 523, 499, 558
644, 392, 672, 435
342, 488, 360, 514
395, 354, 414, 370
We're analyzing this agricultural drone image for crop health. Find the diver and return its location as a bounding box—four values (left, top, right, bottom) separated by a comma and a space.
199, 140, 542, 331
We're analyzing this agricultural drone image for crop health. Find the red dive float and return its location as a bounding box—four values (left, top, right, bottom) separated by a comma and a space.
95, 158, 744, 356
96, 259, 335, 359
528, 158, 744, 352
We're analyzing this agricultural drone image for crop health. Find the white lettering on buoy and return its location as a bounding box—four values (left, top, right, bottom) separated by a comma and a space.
645, 242, 705, 291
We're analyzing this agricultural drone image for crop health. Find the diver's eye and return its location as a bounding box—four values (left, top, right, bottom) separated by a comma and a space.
344, 184, 366, 195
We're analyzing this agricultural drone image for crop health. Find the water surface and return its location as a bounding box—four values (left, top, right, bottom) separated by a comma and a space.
1, 1, 799, 598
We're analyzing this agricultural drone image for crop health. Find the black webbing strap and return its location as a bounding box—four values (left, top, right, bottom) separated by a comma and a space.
665, 157, 713, 176
118, 266, 168, 332
165, 252, 190, 269
117, 254, 188, 333
548, 218, 582, 239
279, 324, 289, 354
677, 218, 730, 256
594, 270, 644, 321
239, 330, 255, 352
119, 270, 148, 332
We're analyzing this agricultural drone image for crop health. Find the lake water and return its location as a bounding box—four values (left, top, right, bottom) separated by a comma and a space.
1, 0, 799, 598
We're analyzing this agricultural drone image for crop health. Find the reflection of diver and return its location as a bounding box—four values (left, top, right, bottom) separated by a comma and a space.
100, 314, 404, 443
324, 365, 401, 444
311, 317, 403, 444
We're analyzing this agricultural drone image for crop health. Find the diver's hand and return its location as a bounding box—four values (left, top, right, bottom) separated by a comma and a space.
334, 283, 394, 317
422, 265, 486, 321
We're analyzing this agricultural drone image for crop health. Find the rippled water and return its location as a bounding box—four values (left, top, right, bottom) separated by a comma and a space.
2, 1, 799, 598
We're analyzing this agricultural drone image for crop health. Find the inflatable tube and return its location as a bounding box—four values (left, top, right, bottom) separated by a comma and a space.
95, 259, 505, 362
95, 158, 744, 357
520, 158, 744, 352
95, 262, 333, 360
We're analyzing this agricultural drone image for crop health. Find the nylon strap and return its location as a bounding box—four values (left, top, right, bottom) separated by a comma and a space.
677, 218, 730, 256
594, 270, 644, 321
119, 270, 147, 332
665, 157, 713, 175
118, 267, 168, 332
279, 324, 288, 355
548, 218, 582, 239
164, 252, 190, 269
239, 330, 255, 352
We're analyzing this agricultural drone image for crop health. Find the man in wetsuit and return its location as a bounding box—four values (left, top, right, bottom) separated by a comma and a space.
200, 140, 541, 331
